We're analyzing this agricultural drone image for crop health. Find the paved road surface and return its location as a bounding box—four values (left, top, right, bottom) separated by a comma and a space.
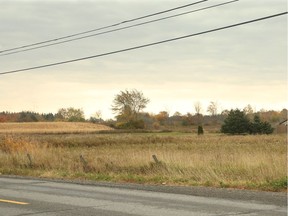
0, 176, 286, 216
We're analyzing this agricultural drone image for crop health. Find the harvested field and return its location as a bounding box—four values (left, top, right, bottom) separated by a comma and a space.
0, 122, 113, 134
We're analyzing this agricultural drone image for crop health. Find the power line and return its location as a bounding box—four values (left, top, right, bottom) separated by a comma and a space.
0, 11, 286, 76
0, 0, 207, 54
0, 0, 239, 57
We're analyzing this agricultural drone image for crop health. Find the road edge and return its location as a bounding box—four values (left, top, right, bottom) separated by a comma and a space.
1, 174, 287, 206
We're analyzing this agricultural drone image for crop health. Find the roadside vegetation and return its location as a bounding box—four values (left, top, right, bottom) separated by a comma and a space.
0, 131, 286, 192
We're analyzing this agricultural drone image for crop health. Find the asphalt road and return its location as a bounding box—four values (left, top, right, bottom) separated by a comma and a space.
0, 176, 286, 216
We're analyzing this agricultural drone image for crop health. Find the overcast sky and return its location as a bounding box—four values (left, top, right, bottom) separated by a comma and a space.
0, 0, 287, 119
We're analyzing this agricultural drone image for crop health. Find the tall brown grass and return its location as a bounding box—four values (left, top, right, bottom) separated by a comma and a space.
0, 133, 286, 191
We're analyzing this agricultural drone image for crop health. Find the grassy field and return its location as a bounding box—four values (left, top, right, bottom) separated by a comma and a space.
0, 122, 113, 133
0, 122, 286, 192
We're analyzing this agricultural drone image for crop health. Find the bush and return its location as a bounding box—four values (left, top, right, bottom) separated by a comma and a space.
116, 120, 145, 129
197, 126, 204, 135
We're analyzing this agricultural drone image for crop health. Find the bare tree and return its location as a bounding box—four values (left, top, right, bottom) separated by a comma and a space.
194, 101, 203, 125
89, 110, 103, 123
94, 110, 102, 119
243, 104, 254, 115
207, 101, 218, 116
194, 101, 202, 115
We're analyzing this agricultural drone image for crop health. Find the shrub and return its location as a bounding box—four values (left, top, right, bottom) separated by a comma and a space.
197, 126, 204, 135
116, 120, 145, 129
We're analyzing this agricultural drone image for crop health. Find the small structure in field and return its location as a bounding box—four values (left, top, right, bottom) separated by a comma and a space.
276, 119, 287, 134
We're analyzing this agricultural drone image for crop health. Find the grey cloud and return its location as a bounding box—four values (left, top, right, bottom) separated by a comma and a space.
0, 0, 286, 116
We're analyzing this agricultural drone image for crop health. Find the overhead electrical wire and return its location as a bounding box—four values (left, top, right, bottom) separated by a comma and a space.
0, 11, 286, 76
0, 0, 239, 57
0, 0, 207, 54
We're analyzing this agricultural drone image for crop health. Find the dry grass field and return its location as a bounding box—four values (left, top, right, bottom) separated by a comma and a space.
0, 122, 113, 133
0, 122, 286, 191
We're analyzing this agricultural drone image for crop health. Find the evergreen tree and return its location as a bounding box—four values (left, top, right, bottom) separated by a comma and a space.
249, 115, 262, 134
221, 111, 274, 135
221, 109, 250, 135
260, 121, 274, 134
250, 115, 274, 134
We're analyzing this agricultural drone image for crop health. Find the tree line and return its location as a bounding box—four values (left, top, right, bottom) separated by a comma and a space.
0, 108, 85, 123
0, 89, 286, 134
110, 89, 285, 134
